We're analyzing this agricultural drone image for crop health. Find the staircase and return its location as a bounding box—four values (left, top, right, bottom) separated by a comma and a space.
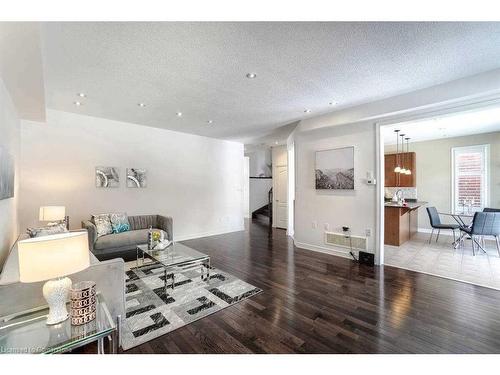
252, 188, 273, 226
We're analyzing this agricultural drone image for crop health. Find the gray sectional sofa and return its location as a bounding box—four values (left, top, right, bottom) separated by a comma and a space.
82, 214, 173, 261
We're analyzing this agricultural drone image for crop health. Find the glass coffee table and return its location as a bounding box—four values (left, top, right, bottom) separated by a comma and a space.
0, 293, 118, 354
136, 243, 211, 293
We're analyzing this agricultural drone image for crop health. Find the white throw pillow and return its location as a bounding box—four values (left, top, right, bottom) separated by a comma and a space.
92, 214, 113, 237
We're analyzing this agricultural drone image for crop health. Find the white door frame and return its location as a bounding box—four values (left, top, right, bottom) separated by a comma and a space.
375, 95, 500, 265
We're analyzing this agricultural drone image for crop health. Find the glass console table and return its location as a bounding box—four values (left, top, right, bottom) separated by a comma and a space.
0, 293, 118, 354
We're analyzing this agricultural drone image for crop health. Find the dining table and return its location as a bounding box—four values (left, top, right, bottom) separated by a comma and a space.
439, 212, 474, 249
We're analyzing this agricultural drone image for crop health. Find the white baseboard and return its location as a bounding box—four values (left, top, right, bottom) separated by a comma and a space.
417, 227, 434, 234
175, 226, 245, 242
418, 227, 458, 235
293, 240, 359, 260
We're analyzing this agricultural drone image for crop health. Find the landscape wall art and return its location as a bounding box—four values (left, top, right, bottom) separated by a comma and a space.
315, 147, 354, 190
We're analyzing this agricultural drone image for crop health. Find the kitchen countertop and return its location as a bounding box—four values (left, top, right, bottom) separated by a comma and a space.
384, 201, 428, 209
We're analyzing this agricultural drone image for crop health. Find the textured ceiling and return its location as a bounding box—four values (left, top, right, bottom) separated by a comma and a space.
41, 22, 500, 141
0, 23, 45, 121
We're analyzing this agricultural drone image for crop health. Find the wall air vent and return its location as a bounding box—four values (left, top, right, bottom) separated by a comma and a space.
324, 232, 367, 250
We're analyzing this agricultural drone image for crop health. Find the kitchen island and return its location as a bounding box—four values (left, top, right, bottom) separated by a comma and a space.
384, 201, 427, 246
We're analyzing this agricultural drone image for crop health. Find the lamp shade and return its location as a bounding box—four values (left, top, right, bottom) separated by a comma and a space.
39, 206, 66, 221
18, 231, 90, 283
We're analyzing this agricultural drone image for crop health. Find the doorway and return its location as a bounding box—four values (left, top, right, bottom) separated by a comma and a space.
272, 145, 288, 230
275, 165, 288, 229
377, 102, 500, 290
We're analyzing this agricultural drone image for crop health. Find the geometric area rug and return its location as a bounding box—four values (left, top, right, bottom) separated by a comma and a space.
121, 260, 262, 350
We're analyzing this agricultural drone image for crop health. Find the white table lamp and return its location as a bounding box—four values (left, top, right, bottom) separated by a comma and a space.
18, 232, 90, 325
39, 206, 66, 222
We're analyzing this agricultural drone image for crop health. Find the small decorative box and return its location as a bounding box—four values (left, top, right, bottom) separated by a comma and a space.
70, 281, 97, 326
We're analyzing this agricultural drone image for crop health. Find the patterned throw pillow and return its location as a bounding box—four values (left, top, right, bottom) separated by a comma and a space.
92, 214, 113, 237
27, 223, 68, 238
110, 212, 130, 233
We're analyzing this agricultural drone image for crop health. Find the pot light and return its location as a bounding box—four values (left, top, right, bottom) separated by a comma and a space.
207, 120, 213, 124
73, 101, 82, 106
304, 109, 311, 113
176, 112, 183, 117
275, 141, 279, 145
137, 103, 146, 107
246, 73, 257, 79
329, 101, 337, 106
77, 92, 86, 98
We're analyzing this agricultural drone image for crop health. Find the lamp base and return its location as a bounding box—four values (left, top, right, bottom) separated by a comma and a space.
43, 277, 72, 325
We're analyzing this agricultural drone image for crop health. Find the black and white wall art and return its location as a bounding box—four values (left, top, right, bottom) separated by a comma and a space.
315, 147, 354, 190
95, 166, 120, 188
0, 147, 14, 200
127, 168, 147, 188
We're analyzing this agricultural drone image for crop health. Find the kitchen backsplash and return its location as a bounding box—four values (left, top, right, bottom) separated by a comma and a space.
385, 187, 418, 200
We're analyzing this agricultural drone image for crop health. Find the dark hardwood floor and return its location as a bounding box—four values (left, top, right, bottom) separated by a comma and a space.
88, 219, 500, 353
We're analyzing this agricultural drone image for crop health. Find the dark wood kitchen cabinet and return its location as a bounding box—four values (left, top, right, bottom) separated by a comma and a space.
384, 152, 416, 187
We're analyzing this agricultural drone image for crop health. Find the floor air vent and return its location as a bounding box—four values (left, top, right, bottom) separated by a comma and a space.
324, 232, 367, 250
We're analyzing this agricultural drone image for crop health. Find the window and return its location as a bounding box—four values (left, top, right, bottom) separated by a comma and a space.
452, 144, 489, 214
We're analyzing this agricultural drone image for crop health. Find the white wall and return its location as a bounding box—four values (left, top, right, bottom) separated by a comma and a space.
0, 77, 20, 270
243, 156, 250, 218
245, 145, 272, 177
294, 123, 377, 257
19, 110, 244, 241
385, 131, 500, 231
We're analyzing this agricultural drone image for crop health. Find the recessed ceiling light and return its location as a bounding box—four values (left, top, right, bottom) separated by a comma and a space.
246, 73, 257, 79
207, 120, 213, 124
304, 109, 311, 113
329, 101, 337, 106
137, 103, 146, 107
77, 92, 86, 98
275, 141, 279, 145
73, 101, 83, 106
176, 112, 183, 117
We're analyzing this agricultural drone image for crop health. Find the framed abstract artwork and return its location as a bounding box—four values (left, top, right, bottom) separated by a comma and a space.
127, 168, 147, 188
95, 167, 120, 188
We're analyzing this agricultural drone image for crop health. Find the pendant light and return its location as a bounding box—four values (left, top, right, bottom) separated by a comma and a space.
394, 130, 401, 173
399, 133, 407, 174
405, 137, 412, 175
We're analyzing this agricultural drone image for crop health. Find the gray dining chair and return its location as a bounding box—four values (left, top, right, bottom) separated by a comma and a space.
483, 207, 500, 213
426, 207, 459, 243
459, 212, 500, 256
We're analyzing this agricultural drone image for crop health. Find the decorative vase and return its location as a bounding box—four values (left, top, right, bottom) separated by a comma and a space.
70, 281, 97, 326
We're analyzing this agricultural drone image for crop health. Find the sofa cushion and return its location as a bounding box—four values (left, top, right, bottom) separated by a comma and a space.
92, 213, 113, 237
94, 229, 154, 251
110, 212, 130, 233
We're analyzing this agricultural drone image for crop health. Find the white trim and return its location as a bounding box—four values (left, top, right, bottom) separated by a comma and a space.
417, 227, 434, 234
175, 226, 245, 242
375, 122, 384, 265
294, 240, 359, 260
375, 95, 500, 128
451, 143, 490, 213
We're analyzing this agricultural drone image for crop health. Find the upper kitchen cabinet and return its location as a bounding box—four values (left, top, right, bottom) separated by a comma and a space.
384, 152, 416, 187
